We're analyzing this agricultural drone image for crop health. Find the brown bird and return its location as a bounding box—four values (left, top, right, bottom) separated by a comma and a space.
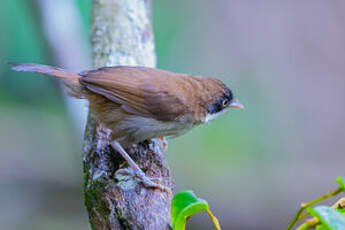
10, 63, 243, 191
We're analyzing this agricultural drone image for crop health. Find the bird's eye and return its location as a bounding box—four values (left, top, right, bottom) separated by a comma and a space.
222, 99, 229, 107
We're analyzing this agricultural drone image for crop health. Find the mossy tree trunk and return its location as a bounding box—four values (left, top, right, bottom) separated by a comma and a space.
83, 0, 173, 229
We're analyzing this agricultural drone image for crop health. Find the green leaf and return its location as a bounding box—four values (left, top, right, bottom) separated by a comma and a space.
316, 224, 329, 230
171, 190, 220, 230
308, 206, 345, 230
338, 207, 345, 214
336, 177, 345, 191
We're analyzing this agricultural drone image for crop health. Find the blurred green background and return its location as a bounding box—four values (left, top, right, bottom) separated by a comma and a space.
1, 0, 345, 229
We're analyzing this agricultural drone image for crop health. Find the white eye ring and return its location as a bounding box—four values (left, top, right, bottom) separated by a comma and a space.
222, 99, 229, 107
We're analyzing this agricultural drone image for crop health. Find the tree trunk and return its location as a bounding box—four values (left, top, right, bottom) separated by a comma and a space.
83, 1, 173, 229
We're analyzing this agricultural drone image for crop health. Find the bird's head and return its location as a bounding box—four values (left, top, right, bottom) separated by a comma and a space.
204, 81, 243, 122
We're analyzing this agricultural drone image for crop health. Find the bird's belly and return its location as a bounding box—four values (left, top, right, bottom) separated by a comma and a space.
113, 115, 195, 146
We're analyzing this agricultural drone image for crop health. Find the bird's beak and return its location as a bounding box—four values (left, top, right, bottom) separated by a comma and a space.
228, 98, 244, 109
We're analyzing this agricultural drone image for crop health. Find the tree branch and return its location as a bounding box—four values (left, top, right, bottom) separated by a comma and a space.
83, 0, 173, 229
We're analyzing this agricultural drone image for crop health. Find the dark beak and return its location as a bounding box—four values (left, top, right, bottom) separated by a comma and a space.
228, 98, 244, 109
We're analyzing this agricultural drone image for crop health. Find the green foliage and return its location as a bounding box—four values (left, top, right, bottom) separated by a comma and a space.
315, 225, 328, 230
288, 176, 345, 230
308, 206, 345, 230
338, 207, 345, 215
336, 177, 345, 192
171, 190, 220, 230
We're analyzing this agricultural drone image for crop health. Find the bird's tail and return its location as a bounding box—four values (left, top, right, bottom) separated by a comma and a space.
10, 62, 84, 98
10, 62, 80, 83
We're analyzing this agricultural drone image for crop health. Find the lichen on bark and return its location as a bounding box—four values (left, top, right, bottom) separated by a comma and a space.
83, 1, 173, 229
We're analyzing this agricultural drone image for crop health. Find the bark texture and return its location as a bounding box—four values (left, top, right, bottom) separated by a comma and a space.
84, 1, 173, 229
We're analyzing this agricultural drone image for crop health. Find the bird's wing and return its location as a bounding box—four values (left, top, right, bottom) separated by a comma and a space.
79, 66, 191, 121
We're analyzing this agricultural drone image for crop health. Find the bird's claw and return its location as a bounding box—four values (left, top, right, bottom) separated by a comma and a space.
116, 168, 170, 193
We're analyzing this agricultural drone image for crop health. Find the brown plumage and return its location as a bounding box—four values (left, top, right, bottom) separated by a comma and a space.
79, 66, 226, 121
11, 62, 243, 191
11, 63, 242, 146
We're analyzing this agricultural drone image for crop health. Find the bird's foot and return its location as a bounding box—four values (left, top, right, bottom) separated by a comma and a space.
111, 141, 170, 193
116, 168, 170, 193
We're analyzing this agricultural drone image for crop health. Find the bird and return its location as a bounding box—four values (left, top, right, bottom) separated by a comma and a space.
10, 62, 243, 192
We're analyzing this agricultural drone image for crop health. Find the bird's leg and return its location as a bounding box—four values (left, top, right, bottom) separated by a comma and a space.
111, 141, 169, 192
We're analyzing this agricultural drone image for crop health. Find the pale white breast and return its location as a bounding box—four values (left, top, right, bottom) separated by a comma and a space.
115, 115, 196, 145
